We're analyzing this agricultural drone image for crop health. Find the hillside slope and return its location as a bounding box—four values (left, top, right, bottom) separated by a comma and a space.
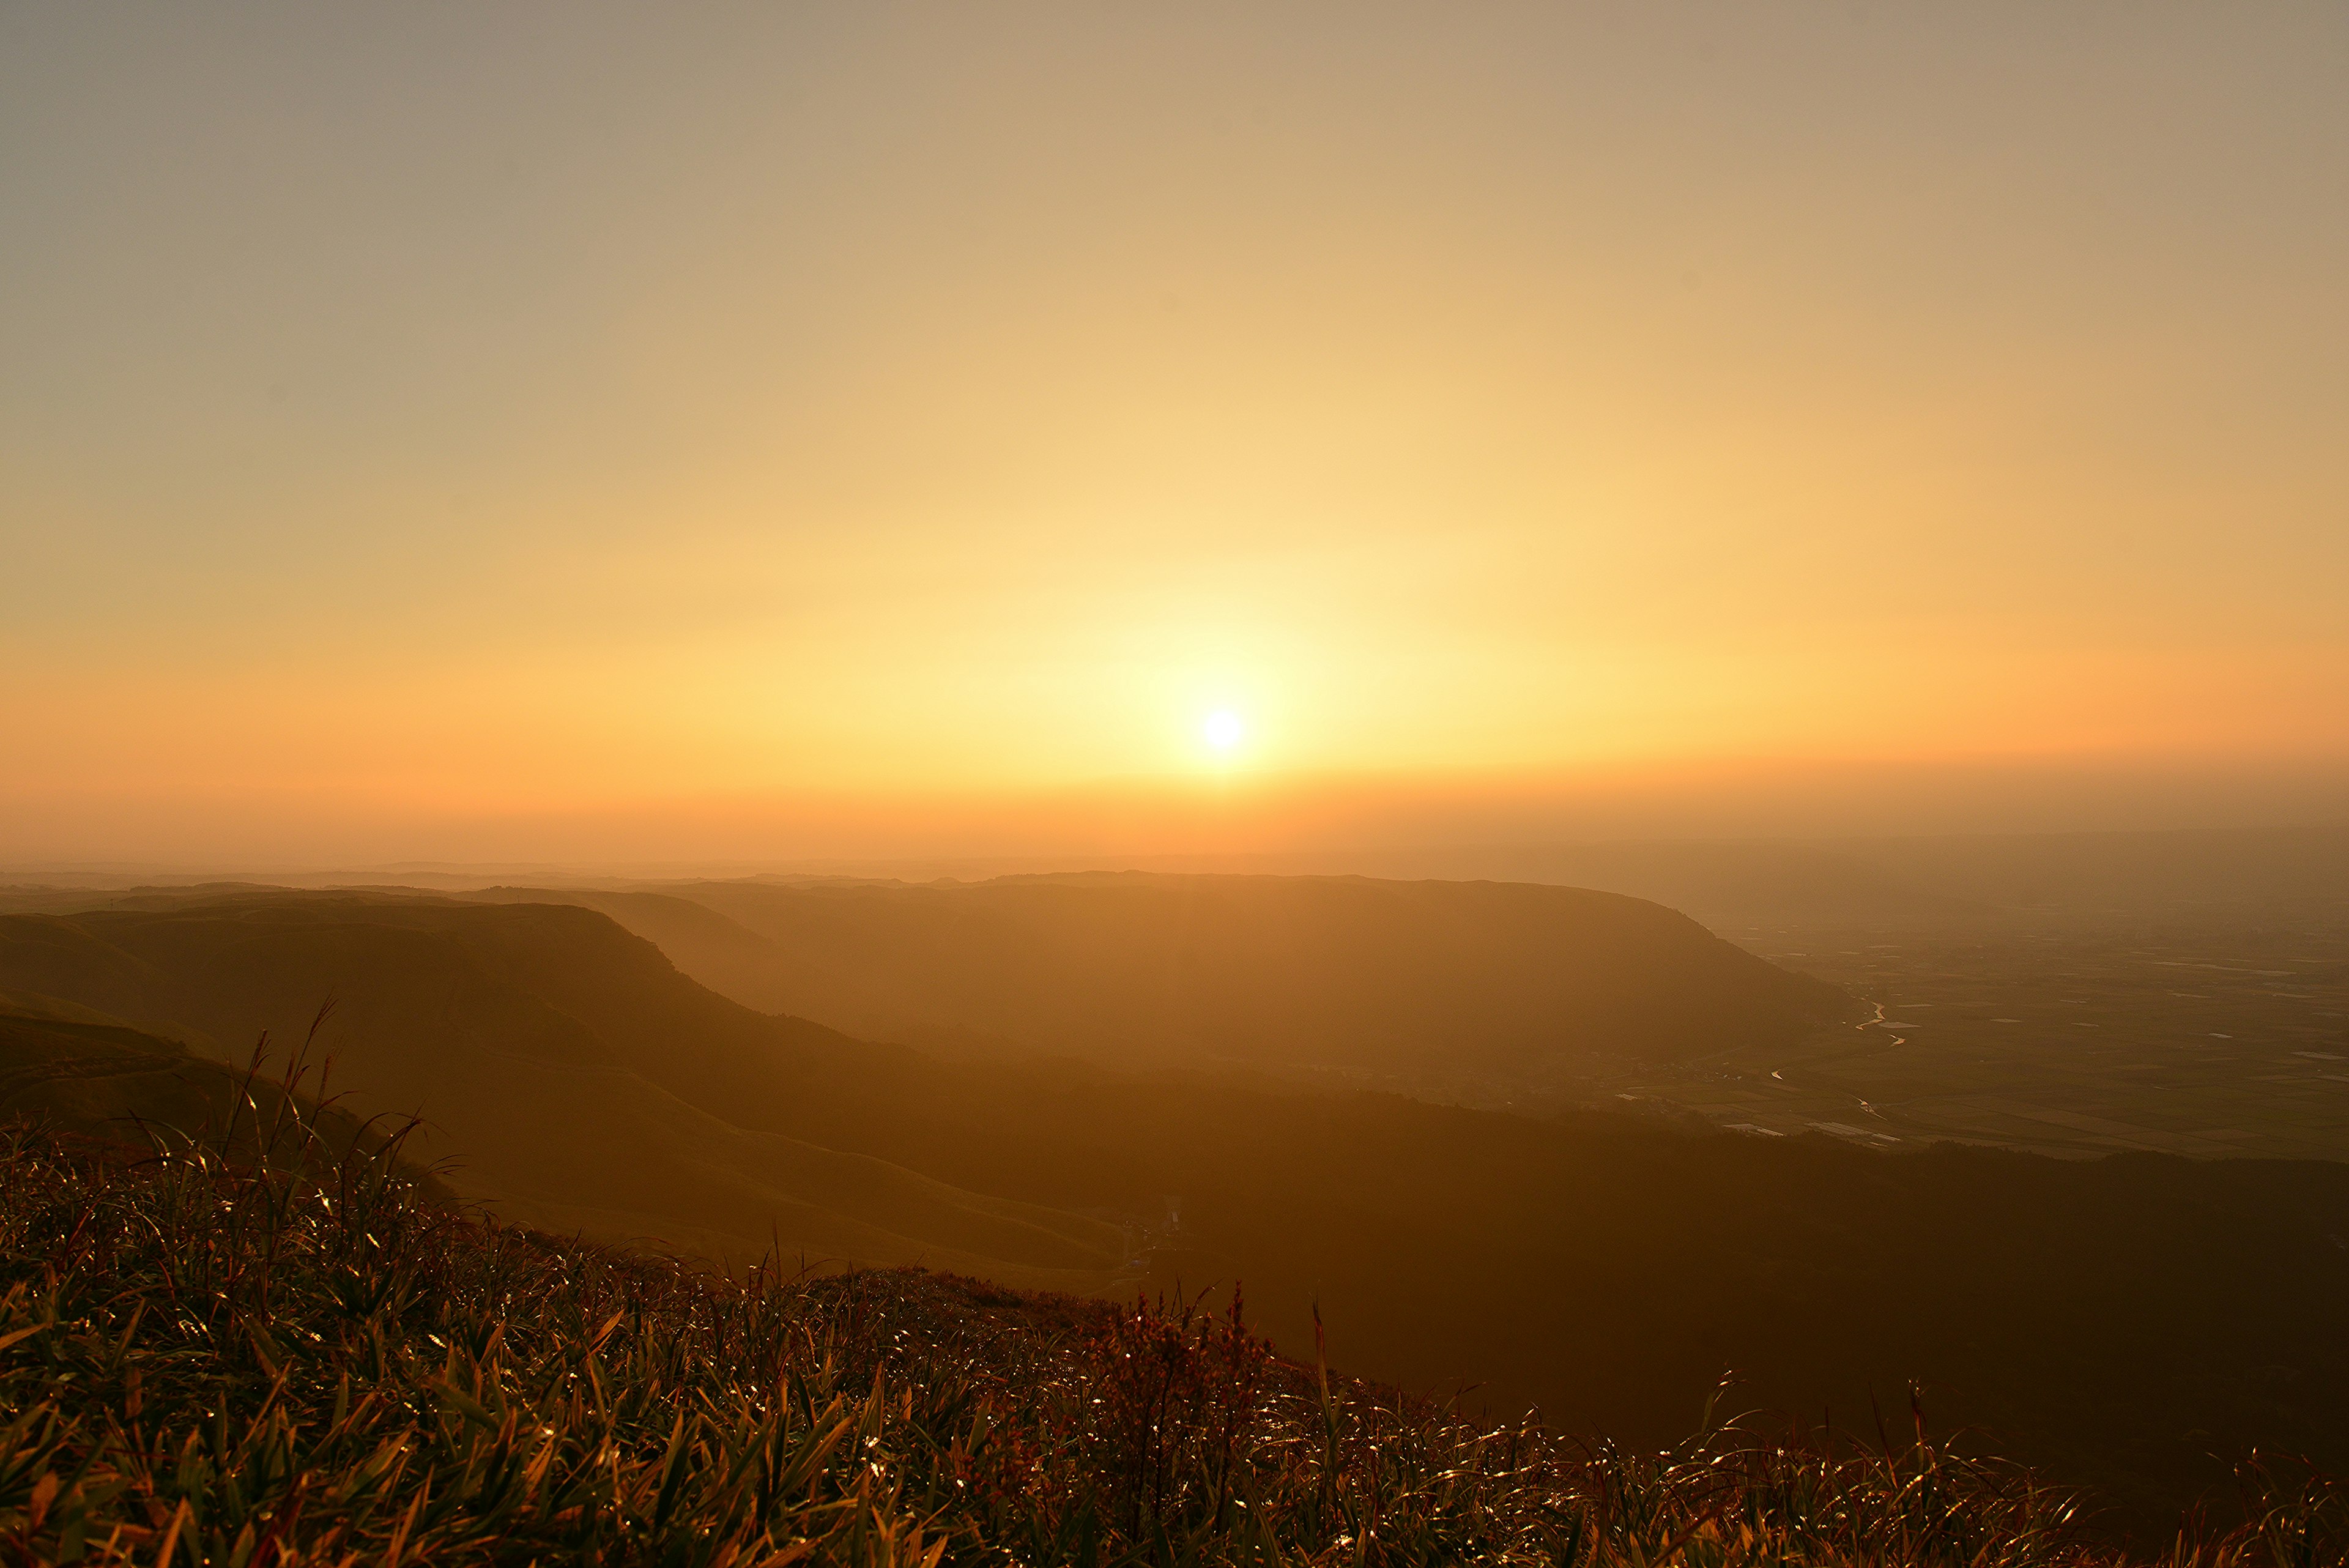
0, 896, 1123, 1289
0, 997, 422, 1172
509, 993, 2349, 1531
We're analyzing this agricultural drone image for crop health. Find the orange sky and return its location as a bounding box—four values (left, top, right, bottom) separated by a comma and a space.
5, 4, 2346, 866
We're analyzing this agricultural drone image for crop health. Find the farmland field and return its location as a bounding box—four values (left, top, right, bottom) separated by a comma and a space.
1608, 903, 2349, 1161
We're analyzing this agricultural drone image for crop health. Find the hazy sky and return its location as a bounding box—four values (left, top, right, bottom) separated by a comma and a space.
6, 3, 2347, 864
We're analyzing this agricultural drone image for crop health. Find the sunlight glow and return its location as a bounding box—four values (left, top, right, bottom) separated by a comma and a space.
1203, 710, 1245, 751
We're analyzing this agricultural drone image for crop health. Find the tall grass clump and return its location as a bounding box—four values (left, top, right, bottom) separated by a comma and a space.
0, 1051, 2340, 1566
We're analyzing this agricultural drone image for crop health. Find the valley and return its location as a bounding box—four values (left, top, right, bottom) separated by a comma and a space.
4, 851, 2348, 1533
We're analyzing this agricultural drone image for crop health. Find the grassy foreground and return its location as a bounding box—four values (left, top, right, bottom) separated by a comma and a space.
0, 1076, 2341, 1566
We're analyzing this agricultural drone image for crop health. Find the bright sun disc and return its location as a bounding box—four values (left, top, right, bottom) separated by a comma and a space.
1203, 710, 1244, 749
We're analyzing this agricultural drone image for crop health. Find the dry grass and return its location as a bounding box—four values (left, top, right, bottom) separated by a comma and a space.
0, 1053, 2340, 1567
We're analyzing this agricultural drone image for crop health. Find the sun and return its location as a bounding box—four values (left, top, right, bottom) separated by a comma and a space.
1202, 710, 1244, 751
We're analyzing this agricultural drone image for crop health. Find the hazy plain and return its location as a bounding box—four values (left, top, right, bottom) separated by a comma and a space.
1597, 907, 2349, 1162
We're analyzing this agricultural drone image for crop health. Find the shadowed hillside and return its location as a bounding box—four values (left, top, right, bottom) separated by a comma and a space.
523, 994, 2349, 1533
0, 995, 426, 1176
0, 894, 1124, 1290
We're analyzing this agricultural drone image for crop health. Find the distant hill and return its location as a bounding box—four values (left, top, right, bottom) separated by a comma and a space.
1124, 843, 1990, 929
505, 872, 1856, 1078
15, 819, 2343, 934
1280, 823, 2349, 927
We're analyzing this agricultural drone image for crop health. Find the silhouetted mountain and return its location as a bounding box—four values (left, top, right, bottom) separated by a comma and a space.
514, 872, 1855, 1077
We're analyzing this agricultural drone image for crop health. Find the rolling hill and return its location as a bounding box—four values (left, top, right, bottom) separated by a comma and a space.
477, 872, 1855, 1080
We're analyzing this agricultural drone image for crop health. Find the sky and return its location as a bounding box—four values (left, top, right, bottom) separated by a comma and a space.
5, 2, 2347, 866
